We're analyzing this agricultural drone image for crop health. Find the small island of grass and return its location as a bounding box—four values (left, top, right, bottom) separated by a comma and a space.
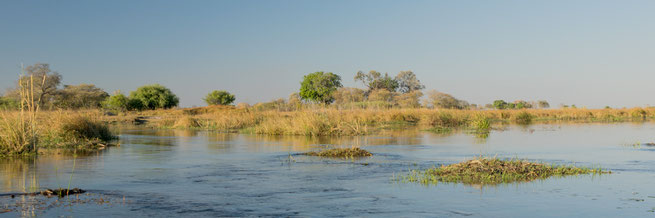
400, 157, 611, 185
303, 147, 372, 158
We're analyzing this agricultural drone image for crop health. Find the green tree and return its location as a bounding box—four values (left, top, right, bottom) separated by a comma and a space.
538, 100, 550, 109
513, 100, 532, 109
299, 71, 342, 104
55, 84, 109, 109
129, 84, 179, 110
493, 100, 509, 110
102, 91, 129, 111
354, 70, 399, 93
395, 71, 425, 93
204, 90, 235, 106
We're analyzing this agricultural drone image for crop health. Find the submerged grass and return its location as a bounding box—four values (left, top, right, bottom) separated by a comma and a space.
399, 157, 610, 185
303, 147, 372, 159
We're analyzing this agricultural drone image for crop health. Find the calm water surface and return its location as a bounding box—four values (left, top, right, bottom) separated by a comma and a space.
2, 123, 655, 217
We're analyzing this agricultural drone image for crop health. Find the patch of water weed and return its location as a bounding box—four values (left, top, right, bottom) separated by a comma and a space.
396, 157, 610, 185
303, 147, 372, 159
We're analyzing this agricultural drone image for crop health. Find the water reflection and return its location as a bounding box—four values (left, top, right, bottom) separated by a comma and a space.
3, 123, 655, 216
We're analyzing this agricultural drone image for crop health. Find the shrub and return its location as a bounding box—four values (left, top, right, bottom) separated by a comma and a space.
204, 90, 235, 106
0, 97, 19, 110
129, 84, 179, 110
102, 92, 129, 111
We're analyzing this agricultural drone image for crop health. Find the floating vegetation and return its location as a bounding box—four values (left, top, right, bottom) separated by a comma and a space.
398, 157, 610, 185
40, 188, 86, 197
303, 147, 372, 159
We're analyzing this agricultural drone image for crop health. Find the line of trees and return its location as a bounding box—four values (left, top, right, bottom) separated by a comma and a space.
1, 63, 182, 111
297, 70, 469, 109
1, 63, 556, 111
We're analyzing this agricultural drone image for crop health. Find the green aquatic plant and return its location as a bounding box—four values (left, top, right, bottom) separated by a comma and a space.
469, 114, 491, 131
398, 157, 610, 185
303, 147, 372, 159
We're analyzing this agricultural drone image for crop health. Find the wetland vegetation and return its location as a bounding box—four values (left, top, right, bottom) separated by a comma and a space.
398, 157, 610, 185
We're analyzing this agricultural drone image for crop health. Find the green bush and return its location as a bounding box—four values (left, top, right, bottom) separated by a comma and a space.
0, 97, 19, 110
129, 84, 179, 110
102, 92, 129, 111
299, 72, 342, 104
204, 90, 235, 106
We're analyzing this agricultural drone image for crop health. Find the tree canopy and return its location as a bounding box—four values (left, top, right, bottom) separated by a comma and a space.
55, 84, 109, 109
395, 71, 425, 93
299, 71, 342, 104
9, 63, 62, 108
129, 84, 179, 110
204, 90, 236, 106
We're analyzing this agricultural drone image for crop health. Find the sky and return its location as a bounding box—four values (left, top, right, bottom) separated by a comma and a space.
1, 0, 655, 108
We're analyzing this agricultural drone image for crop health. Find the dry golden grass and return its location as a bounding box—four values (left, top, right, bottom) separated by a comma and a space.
46, 106, 655, 137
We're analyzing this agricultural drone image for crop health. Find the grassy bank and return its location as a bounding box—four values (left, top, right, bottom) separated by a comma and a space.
0, 110, 116, 156
398, 157, 610, 185
102, 106, 655, 136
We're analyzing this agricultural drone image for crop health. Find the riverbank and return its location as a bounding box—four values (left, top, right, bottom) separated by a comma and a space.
103, 106, 655, 135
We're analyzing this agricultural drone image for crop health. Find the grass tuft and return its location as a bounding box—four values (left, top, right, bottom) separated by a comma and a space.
303, 147, 372, 158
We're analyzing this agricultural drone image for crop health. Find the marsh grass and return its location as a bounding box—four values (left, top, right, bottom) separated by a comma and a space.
399, 157, 610, 185
74, 106, 655, 136
303, 147, 372, 159
513, 111, 534, 124
0, 73, 42, 155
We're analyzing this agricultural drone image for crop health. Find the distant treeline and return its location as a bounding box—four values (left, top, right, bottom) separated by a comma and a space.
1, 63, 553, 111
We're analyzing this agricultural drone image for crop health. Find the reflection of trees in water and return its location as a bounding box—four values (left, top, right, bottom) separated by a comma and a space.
0, 158, 38, 193
1, 151, 104, 194
216, 129, 428, 153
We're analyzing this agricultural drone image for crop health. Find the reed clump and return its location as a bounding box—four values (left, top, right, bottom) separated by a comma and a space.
303, 147, 372, 158
0, 73, 116, 155
0, 74, 41, 155
513, 111, 534, 124
60, 116, 115, 142
400, 157, 610, 185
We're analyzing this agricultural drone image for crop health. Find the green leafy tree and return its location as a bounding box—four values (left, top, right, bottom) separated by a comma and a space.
204, 90, 235, 106
129, 84, 179, 110
354, 70, 399, 93
299, 72, 342, 104
493, 100, 509, 110
102, 91, 129, 111
538, 100, 550, 109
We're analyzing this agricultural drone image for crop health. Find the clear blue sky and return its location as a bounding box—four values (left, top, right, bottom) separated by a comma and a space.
2, 0, 654, 108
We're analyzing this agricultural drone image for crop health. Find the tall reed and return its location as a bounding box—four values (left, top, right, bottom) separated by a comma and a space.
0, 72, 44, 155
